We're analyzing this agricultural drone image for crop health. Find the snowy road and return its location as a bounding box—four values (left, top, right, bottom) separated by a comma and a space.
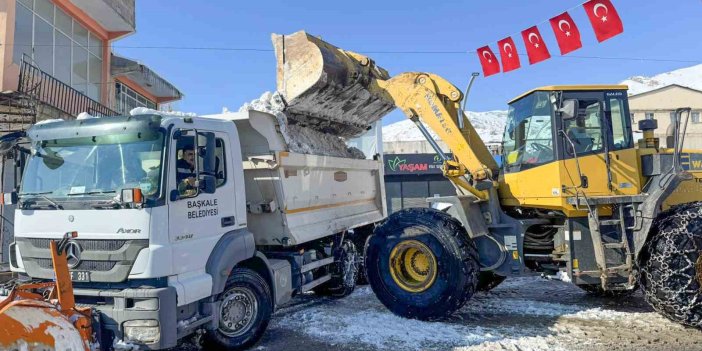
178, 277, 702, 351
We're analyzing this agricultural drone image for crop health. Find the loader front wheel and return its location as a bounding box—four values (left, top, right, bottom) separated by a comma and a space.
204, 268, 273, 350
639, 201, 702, 329
366, 208, 480, 320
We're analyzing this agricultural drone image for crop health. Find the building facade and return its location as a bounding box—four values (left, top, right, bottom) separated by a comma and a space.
0, 0, 182, 265
629, 84, 702, 149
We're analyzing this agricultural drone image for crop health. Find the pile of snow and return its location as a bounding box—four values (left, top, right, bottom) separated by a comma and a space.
129, 107, 197, 117
382, 111, 507, 144
238, 91, 365, 158
620, 63, 702, 95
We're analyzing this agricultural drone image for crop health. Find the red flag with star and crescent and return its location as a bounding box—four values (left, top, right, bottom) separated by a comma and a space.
583, 0, 624, 42
497, 37, 521, 72
521, 26, 550, 65
477, 46, 500, 77
549, 12, 582, 55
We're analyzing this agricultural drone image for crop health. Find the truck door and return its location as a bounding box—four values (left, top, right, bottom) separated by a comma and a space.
168, 128, 237, 275
558, 92, 610, 195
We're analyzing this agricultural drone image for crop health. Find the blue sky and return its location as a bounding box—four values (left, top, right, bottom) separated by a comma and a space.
115, 1, 702, 125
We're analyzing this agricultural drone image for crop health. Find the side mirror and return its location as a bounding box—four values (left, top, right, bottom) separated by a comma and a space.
199, 174, 216, 194
199, 132, 216, 175
0, 131, 26, 156
559, 99, 579, 120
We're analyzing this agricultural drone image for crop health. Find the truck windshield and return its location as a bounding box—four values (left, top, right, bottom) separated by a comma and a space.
503, 91, 555, 172
20, 132, 165, 200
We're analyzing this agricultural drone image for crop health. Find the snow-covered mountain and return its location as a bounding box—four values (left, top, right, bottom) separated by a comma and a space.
382, 111, 508, 144
382, 63, 702, 144
620, 63, 702, 96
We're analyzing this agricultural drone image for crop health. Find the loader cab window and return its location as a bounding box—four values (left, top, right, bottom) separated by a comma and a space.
607, 94, 634, 150
562, 98, 604, 156
503, 91, 555, 173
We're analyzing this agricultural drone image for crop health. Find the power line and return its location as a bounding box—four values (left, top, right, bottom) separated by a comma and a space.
8, 44, 701, 64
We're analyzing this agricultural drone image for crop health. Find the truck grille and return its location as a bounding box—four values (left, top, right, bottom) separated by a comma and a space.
27, 238, 127, 251
35, 258, 117, 272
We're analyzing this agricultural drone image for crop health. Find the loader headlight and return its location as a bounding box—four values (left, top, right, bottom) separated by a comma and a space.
124, 320, 160, 344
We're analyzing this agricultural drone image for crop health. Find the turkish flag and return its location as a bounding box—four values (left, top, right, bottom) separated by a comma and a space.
583, 0, 624, 42
549, 12, 582, 55
497, 37, 521, 73
477, 46, 500, 77
521, 26, 551, 65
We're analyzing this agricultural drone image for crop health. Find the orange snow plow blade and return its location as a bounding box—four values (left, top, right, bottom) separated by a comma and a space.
0, 234, 95, 350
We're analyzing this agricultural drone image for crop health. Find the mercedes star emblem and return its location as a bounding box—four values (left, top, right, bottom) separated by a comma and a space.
65, 241, 82, 269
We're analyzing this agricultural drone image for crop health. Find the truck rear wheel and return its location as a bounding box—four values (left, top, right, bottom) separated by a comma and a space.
639, 201, 702, 328
314, 239, 359, 298
204, 268, 273, 350
365, 208, 479, 320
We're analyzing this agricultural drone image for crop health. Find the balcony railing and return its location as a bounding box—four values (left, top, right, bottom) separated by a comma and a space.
18, 55, 119, 118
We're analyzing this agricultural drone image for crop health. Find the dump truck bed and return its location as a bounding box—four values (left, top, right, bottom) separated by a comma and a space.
207, 110, 387, 246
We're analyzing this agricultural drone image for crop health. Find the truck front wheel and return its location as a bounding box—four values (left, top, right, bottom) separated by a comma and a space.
365, 208, 480, 320
204, 268, 273, 350
639, 201, 702, 328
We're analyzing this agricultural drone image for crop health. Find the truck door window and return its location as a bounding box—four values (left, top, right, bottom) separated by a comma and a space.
197, 137, 227, 187
175, 129, 199, 198
563, 99, 603, 156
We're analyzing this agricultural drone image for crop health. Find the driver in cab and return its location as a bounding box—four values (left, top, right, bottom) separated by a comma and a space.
177, 146, 198, 196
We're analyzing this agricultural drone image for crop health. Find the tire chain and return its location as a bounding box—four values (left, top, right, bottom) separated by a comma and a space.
639, 201, 702, 328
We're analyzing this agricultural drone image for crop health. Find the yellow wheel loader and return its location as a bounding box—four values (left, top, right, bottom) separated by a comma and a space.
273, 31, 702, 328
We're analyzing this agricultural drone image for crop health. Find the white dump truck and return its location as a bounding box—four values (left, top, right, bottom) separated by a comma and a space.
2, 109, 386, 349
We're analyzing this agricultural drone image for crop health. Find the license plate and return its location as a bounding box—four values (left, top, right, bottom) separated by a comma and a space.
70, 271, 91, 282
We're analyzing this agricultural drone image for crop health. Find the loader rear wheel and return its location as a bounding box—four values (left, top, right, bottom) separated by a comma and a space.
204, 268, 273, 350
639, 201, 702, 329
314, 239, 359, 298
365, 208, 480, 320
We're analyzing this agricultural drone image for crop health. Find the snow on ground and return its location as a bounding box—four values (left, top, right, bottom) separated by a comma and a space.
267, 276, 701, 351
382, 111, 508, 144
620, 63, 702, 96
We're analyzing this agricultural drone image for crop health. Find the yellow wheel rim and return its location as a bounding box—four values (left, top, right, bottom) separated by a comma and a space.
389, 240, 437, 293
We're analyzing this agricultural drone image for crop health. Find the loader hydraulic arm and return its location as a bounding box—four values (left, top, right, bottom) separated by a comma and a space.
373, 72, 499, 199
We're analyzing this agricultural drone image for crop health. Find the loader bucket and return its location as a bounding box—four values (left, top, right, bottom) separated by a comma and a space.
272, 31, 395, 138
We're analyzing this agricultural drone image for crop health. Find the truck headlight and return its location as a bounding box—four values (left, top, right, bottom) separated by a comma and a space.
124, 320, 160, 344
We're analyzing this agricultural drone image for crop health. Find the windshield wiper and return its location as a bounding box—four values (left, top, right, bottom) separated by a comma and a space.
19, 192, 62, 210
67, 190, 117, 196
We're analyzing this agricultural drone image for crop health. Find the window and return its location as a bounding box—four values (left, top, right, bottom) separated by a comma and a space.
115, 82, 157, 114
563, 99, 603, 156
692, 112, 700, 124
174, 130, 226, 198
645, 112, 655, 120
13, 1, 104, 101
503, 91, 555, 170
609, 97, 633, 150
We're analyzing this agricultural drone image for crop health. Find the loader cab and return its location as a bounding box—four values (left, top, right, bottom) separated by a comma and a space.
499, 85, 640, 213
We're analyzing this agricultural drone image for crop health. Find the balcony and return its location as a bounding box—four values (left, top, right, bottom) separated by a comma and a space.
18, 55, 118, 118
69, 0, 136, 33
